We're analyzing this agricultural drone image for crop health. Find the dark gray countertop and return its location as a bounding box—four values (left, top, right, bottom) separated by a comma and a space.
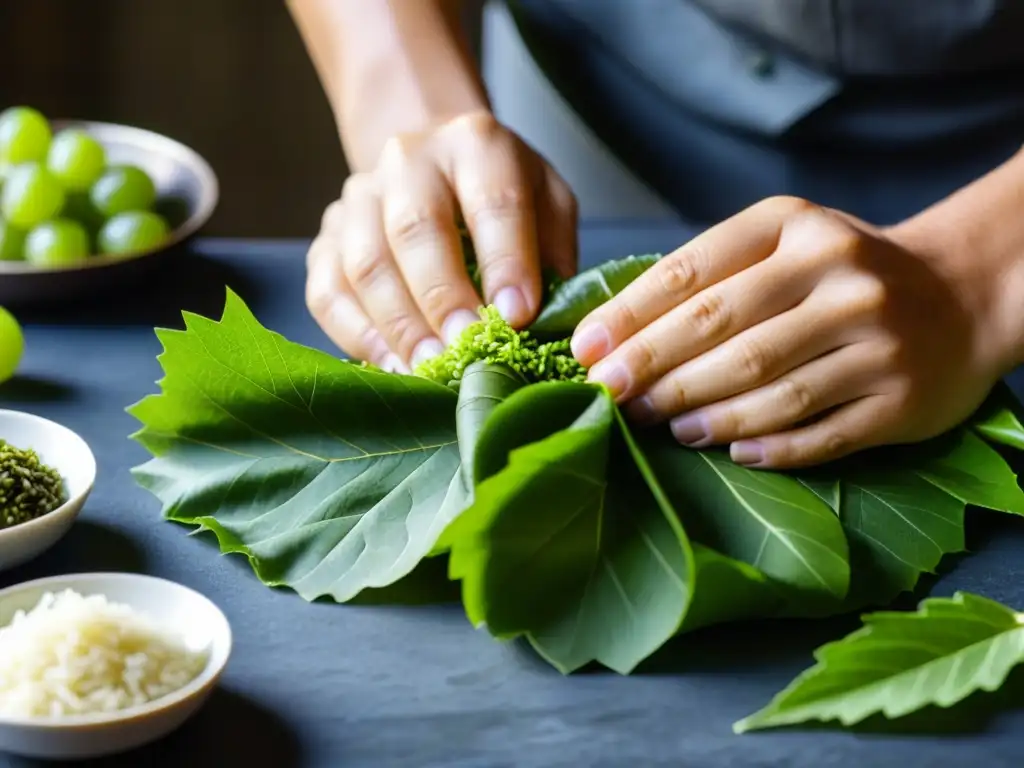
1, 222, 1022, 768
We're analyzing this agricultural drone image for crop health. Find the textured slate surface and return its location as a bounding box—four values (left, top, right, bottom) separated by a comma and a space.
1, 222, 1022, 768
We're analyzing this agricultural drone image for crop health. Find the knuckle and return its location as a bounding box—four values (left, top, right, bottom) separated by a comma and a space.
379, 133, 421, 168
344, 244, 390, 290
824, 226, 865, 263
477, 249, 521, 282
776, 376, 817, 415
624, 336, 660, 384
381, 312, 422, 352
763, 195, 818, 218
656, 252, 700, 296
447, 110, 502, 141
876, 337, 906, 369
418, 280, 459, 319
661, 376, 690, 413
462, 186, 530, 227
603, 298, 642, 337
735, 339, 772, 382
685, 290, 731, 341
854, 277, 891, 319
387, 205, 447, 249
820, 430, 852, 459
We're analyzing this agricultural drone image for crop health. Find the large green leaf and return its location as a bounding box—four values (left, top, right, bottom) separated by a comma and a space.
640, 436, 850, 600
529, 254, 661, 336
129, 289, 484, 602
829, 469, 965, 610
792, 431, 1024, 614
445, 382, 695, 674
735, 591, 1024, 732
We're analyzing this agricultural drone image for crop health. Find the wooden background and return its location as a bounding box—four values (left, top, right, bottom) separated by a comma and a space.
0, 0, 347, 238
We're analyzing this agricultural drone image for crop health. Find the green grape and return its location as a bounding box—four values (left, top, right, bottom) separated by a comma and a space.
0, 107, 51, 165
89, 165, 156, 217
1, 164, 66, 229
98, 210, 168, 255
47, 130, 106, 191
0, 305, 23, 384
0, 218, 26, 261
24, 219, 90, 267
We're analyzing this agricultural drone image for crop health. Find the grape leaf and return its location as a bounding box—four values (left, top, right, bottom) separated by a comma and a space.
529, 254, 661, 336
129, 289, 505, 602
640, 435, 850, 600
972, 381, 1024, 451
445, 382, 695, 674
735, 591, 1024, 732
791, 431, 1024, 614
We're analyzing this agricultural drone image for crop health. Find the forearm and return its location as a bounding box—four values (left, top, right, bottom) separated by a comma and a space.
287, 0, 488, 171
889, 146, 1024, 373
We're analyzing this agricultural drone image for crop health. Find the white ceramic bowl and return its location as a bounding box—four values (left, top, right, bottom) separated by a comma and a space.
0, 409, 96, 573
0, 572, 232, 759
0, 120, 220, 305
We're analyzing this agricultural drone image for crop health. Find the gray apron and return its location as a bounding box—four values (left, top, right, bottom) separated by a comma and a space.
508, 0, 1024, 226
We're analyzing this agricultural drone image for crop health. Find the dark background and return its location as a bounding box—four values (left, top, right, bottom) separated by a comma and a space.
0, 0, 348, 238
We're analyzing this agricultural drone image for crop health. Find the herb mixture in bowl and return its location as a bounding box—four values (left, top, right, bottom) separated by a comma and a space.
0, 589, 210, 718
0, 438, 66, 529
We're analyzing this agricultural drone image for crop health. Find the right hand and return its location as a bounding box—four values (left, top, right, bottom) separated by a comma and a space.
305, 110, 578, 372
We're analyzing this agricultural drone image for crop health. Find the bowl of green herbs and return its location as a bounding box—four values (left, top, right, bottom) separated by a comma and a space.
0, 409, 96, 572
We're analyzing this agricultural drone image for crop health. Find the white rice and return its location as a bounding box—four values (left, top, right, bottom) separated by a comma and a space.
0, 589, 209, 718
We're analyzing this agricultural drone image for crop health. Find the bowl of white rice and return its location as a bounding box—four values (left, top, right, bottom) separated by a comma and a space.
0, 572, 231, 760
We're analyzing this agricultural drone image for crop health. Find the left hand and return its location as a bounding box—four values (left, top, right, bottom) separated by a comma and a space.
571, 196, 1010, 469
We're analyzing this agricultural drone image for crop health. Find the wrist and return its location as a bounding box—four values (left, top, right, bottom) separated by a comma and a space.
340, 60, 488, 171
887, 168, 1024, 376
335, 3, 488, 171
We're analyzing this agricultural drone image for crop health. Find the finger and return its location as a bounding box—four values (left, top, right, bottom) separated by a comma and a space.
572, 196, 816, 366
339, 174, 443, 368
305, 231, 402, 370
536, 163, 578, 279
621, 282, 873, 418
661, 342, 880, 447
442, 112, 542, 327
587, 253, 813, 402
729, 394, 895, 469
379, 140, 483, 345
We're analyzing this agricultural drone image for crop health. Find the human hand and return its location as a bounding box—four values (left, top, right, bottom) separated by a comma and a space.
571, 197, 1012, 469
305, 110, 577, 372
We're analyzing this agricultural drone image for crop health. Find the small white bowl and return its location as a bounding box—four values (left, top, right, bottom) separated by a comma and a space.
0, 409, 96, 573
0, 572, 232, 759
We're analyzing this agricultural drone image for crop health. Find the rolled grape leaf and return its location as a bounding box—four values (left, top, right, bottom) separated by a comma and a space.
735, 591, 1024, 732
529, 254, 661, 336
639, 434, 851, 600
455, 362, 527, 486
444, 382, 696, 674
128, 289, 512, 602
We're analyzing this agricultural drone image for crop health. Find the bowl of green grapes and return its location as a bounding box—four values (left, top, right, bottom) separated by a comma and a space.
0, 106, 218, 304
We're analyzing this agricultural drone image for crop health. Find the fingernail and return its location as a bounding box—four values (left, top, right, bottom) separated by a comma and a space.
381, 353, 409, 374
587, 359, 630, 398
670, 412, 709, 447
731, 440, 765, 466
494, 287, 529, 326
571, 323, 611, 365
626, 396, 658, 425
411, 337, 446, 368
442, 309, 480, 344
